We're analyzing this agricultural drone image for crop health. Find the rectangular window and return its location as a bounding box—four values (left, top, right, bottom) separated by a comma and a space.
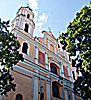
63, 65, 69, 78
38, 51, 45, 65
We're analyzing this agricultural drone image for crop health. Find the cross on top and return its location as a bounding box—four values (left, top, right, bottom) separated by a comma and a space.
26, 3, 30, 7
48, 27, 51, 32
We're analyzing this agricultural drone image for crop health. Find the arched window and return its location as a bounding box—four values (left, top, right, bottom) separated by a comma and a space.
15, 94, 22, 100
50, 63, 57, 74
72, 71, 75, 80
52, 81, 60, 98
22, 42, 28, 54
40, 86, 44, 100
27, 14, 30, 19
24, 23, 28, 33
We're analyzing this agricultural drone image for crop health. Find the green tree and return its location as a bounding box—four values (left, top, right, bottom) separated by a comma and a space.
60, 2, 91, 99
0, 19, 24, 96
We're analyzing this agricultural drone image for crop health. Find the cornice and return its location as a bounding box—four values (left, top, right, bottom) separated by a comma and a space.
13, 29, 72, 66
18, 59, 73, 85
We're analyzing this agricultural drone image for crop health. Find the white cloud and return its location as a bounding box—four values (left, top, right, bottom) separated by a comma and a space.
36, 13, 49, 30
29, 0, 39, 10
29, 0, 39, 22
36, 22, 43, 30
33, 11, 38, 22
39, 13, 49, 22
29, 0, 49, 31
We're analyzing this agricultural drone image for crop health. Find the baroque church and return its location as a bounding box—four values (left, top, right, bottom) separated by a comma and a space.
1, 6, 82, 100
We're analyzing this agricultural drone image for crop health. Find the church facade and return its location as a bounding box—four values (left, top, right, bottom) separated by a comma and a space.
1, 6, 82, 100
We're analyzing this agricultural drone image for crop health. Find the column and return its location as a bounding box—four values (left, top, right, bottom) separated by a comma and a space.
48, 59, 51, 71
29, 23, 33, 37
20, 18, 22, 29
20, 18, 24, 30
46, 80, 51, 100
22, 19, 26, 31
25, 9, 27, 16
64, 88, 68, 100
61, 62, 64, 78
35, 46, 38, 64
44, 34, 46, 47
61, 84, 64, 100
60, 67, 61, 76
54, 46, 56, 54
45, 52, 48, 70
27, 43, 30, 55
17, 16, 21, 28
59, 62, 62, 76
28, 24, 31, 34
66, 53, 68, 60
15, 19, 19, 27
22, 8, 24, 15
29, 24, 32, 35
71, 83, 75, 100
34, 76, 39, 100
48, 39, 50, 50
67, 66, 71, 81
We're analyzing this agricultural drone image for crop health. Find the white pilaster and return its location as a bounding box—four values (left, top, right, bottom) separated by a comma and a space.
17, 16, 21, 28
54, 46, 56, 54
61, 85, 64, 100
22, 8, 24, 15
35, 46, 38, 64
71, 83, 75, 100
67, 66, 71, 81
34, 76, 39, 100
61, 62, 64, 78
48, 59, 51, 71
22, 18, 26, 31
29, 24, 33, 36
60, 67, 61, 76
27, 43, 30, 55
25, 9, 27, 16
46, 81, 51, 100
31, 13, 33, 20
45, 52, 48, 70
44, 34, 46, 47
64, 88, 68, 100
20, 18, 22, 30
48, 39, 50, 50
28, 24, 31, 33
15, 19, 19, 27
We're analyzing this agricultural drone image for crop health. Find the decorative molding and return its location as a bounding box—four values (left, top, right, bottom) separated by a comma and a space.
14, 29, 72, 66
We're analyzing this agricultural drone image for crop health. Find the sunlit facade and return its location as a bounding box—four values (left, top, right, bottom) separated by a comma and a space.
1, 6, 82, 100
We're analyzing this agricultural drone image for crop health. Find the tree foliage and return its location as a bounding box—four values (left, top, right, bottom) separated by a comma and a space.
0, 19, 24, 96
60, 3, 91, 99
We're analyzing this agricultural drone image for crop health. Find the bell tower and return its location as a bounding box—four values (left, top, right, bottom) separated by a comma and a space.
11, 6, 35, 37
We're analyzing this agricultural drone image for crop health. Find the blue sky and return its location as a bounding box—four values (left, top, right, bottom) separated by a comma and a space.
0, 0, 90, 38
